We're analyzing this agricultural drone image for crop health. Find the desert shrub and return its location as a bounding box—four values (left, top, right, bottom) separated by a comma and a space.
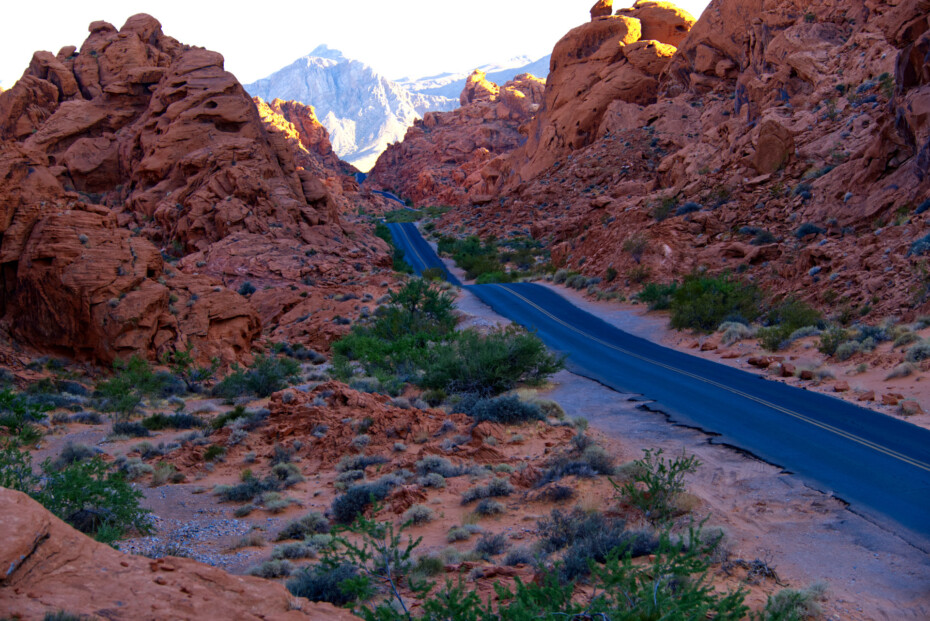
213, 355, 300, 400
95, 356, 183, 419
768, 298, 823, 332
237, 281, 257, 296
249, 559, 292, 578
675, 201, 702, 216
142, 412, 204, 431
622, 234, 649, 262
415, 455, 463, 478
670, 274, 762, 332
751, 230, 777, 245
70, 411, 102, 425
618, 448, 700, 525
539, 484, 575, 503
504, 546, 536, 567
331, 478, 398, 524
461, 478, 514, 505
458, 394, 545, 424
447, 526, 475, 542
794, 223, 824, 238
474, 532, 509, 558
277, 511, 329, 541
894, 331, 920, 348
203, 445, 226, 462
475, 499, 506, 516
287, 563, 359, 606
51, 443, 97, 470
417, 472, 446, 488
886, 363, 915, 380
111, 421, 150, 438
560, 527, 659, 582
834, 341, 860, 361
210, 405, 249, 429
403, 504, 435, 525
271, 462, 304, 487
35, 456, 150, 542
337, 454, 388, 472
906, 340, 930, 362
272, 542, 317, 560
908, 233, 930, 257
637, 282, 678, 310
217, 473, 281, 503
719, 321, 756, 345
421, 327, 562, 397
818, 326, 849, 356
763, 582, 827, 620
438, 235, 508, 281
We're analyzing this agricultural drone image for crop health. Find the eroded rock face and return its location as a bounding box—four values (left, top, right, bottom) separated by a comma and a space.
367, 73, 545, 207
433, 0, 930, 321
501, 6, 691, 187
0, 487, 356, 620
0, 14, 389, 363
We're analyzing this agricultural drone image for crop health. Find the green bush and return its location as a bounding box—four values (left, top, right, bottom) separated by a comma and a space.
617, 448, 700, 525
458, 394, 545, 424
670, 274, 762, 332
287, 563, 359, 605
31, 454, 150, 542
213, 355, 300, 400
421, 327, 563, 396
96, 356, 183, 419
637, 282, 678, 310
277, 511, 331, 540
0, 389, 48, 446
818, 326, 849, 356
331, 478, 398, 524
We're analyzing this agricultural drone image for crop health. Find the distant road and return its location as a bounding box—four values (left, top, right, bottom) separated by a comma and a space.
387, 221, 930, 541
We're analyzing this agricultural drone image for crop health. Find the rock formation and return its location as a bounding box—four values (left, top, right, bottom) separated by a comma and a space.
430, 0, 930, 320
246, 46, 457, 171
0, 15, 389, 364
0, 487, 356, 620
591, 0, 614, 20
366, 72, 545, 207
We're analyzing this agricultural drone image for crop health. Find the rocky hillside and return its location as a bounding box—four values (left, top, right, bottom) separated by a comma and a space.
0, 487, 355, 620
367, 71, 545, 207
430, 0, 930, 321
0, 15, 390, 366
399, 54, 551, 100
246, 46, 457, 171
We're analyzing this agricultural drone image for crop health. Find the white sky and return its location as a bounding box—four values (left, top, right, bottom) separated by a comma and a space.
0, 1, 711, 89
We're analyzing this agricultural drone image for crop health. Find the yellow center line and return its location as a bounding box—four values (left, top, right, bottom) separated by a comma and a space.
493, 284, 930, 474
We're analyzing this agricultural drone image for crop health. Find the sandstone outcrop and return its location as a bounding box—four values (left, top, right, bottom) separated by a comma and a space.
0, 14, 389, 363
367, 73, 544, 207
0, 487, 356, 620
591, 0, 614, 20
433, 0, 930, 321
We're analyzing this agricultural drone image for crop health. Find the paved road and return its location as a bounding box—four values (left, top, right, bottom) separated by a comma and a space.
387, 221, 930, 541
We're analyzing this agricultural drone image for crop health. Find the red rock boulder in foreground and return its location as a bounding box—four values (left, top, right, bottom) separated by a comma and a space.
0, 487, 357, 620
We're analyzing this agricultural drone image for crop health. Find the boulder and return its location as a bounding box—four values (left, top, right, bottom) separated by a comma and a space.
0, 487, 355, 620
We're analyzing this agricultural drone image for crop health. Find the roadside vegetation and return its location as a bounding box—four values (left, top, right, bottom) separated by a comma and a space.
435, 234, 552, 284
333, 278, 562, 396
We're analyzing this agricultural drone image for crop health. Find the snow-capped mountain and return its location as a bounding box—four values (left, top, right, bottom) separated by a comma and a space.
246, 46, 457, 171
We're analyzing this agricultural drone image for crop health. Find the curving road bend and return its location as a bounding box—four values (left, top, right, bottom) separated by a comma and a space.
387, 221, 930, 542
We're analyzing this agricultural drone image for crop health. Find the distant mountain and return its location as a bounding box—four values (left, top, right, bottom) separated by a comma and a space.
246, 46, 457, 171
399, 55, 551, 100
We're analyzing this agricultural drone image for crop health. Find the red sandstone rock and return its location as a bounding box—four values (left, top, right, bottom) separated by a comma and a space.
799, 370, 815, 381
781, 363, 796, 377
367, 74, 544, 207
901, 400, 924, 416
858, 390, 876, 402
0, 14, 389, 363
0, 487, 356, 620
591, 0, 614, 20
834, 381, 850, 393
